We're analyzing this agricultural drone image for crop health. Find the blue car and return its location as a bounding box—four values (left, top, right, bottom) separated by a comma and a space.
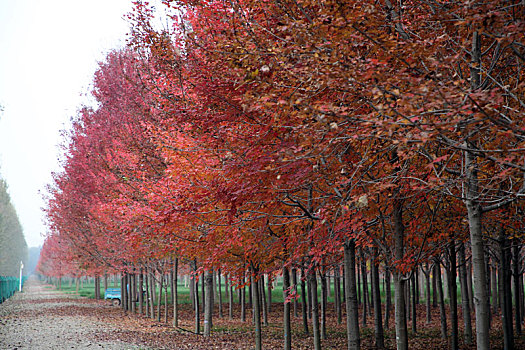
104, 288, 121, 305
104, 287, 145, 306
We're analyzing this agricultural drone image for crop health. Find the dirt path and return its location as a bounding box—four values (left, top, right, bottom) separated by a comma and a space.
0, 276, 147, 350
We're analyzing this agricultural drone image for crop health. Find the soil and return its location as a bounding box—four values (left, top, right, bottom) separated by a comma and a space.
0, 276, 146, 350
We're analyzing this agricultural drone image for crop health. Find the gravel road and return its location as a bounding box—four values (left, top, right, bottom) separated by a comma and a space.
0, 276, 146, 350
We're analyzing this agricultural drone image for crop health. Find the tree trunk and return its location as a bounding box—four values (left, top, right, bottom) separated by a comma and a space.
157, 273, 163, 322
499, 234, 514, 350
385, 264, 392, 329
267, 274, 272, 315
94, 276, 99, 300
145, 269, 150, 318
121, 274, 127, 312
465, 30, 490, 350
132, 273, 137, 313
301, 268, 309, 334
435, 261, 448, 340
192, 261, 200, 334
149, 271, 155, 319
138, 270, 144, 315
411, 272, 417, 334
218, 269, 223, 318
458, 243, 472, 344
229, 275, 234, 320
173, 258, 178, 327
432, 264, 438, 308
434, 258, 448, 340
189, 273, 195, 307
283, 266, 292, 350
164, 281, 168, 323
204, 269, 213, 337
241, 277, 246, 322
424, 263, 431, 324
521, 274, 525, 329
309, 268, 321, 350
467, 260, 474, 313
357, 258, 361, 306
170, 266, 174, 305
320, 269, 328, 340
393, 198, 408, 350
490, 263, 497, 311
361, 250, 368, 327
252, 272, 262, 350
371, 247, 384, 349
344, 239, 360, 350
292, 268, 299, 318
513, 242, 522, 336
260, 276, 268, 326
485, 255, 492, 328
447, 241, 458, 350
335, 265, 342, 324
201, 274, 205, 315
307, 270, 312, 320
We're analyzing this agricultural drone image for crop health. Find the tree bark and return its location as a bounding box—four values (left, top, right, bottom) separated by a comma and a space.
218, 269, 223, 318
320, 269, 328, 340
309, 268, 321, 350
204, 269, 213, 337
513, 242, 522, 336
283, 266, 292, 350
241, 277, 246, 322
145, 269, 150, 318
292, 268, 299, 318
173, 258, 178, 327
435, 261, 448, 340
411, 272, 416, 334
361, 251, 368, 327
164, 280, 168, 323
447, 241, 458, 350
267, 274, 272, 315
371, 247, 384, 348
335, 265, 342, 324
94, 276, 100, 300
384, 264, 392, 329
499, 234, 514, 350
252, 272, 262, 350
131, 273, 137, 314
432, 264, 438, 308
465, 30, 490, 350
458, 243, 472, 344
424, 263, 431, 324
260, 276, 268, 326
201, 274, 205, 314
229, 274, 234, 320
192, 261, 200, 334
301, 268, 309, 334
393, 198, 408, 350
138, 270, 144, 315
467, 260, 474, 314
121, 274, 127, 312
157, 273, 163, 322
344, 239, 361, 350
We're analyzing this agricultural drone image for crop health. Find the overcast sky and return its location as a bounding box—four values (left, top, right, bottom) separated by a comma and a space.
0, 0, 134, 248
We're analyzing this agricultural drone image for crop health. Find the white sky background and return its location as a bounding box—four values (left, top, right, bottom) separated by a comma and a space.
0, 0, 135, 248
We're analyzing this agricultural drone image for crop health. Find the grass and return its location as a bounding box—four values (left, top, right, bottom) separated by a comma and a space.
51, 275, 466, 308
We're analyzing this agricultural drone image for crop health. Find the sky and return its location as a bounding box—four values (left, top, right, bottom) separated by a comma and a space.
0, 0, 135, 248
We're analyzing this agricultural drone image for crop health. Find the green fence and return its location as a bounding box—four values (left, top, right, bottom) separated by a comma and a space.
0, 276, 26, 304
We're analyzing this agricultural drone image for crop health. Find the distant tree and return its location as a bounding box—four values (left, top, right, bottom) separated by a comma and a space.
0, 179, 27, 276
